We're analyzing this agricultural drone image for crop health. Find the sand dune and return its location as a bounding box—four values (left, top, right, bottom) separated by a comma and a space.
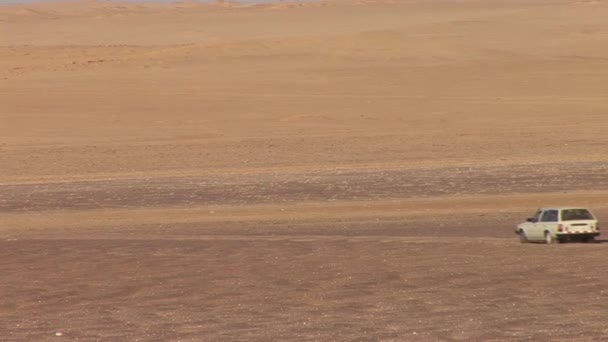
2, 1, 608, 340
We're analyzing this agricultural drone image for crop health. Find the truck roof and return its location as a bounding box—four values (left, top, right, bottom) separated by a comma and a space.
539, 207, 590, 211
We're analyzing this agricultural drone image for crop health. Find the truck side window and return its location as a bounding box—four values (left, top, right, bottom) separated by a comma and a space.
541, 210, 558, 222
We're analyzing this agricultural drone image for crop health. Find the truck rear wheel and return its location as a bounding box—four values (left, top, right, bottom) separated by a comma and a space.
545, 231, 557, 244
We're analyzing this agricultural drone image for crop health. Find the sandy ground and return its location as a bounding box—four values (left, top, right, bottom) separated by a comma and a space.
2, 0, 608, 340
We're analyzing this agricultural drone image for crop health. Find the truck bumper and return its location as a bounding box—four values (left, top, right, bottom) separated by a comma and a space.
556, 232, 600, 240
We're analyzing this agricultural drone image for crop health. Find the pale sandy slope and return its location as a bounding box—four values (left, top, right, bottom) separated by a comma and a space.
2, 0, 608, 183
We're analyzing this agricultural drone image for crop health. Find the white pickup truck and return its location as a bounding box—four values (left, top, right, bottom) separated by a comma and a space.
516, 207, 600, 244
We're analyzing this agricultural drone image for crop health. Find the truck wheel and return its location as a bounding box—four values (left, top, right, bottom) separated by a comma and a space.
519, 230, 528, 243
545, 231, 556, 244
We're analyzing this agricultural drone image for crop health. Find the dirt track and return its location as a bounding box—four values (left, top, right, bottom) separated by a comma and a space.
2, 163, 608, 341
3, 218, 608, 341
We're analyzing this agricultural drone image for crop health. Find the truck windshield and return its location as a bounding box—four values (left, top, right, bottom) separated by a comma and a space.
561, 209, 594, 221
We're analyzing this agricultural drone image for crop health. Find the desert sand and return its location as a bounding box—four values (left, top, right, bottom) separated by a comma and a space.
2, 0, 608, 340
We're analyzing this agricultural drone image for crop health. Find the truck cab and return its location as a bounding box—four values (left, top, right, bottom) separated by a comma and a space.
516, 207, 599, 244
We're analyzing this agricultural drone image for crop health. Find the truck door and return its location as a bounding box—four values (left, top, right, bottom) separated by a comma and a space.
539, 210, 559, 239
527, 210, 543, 240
